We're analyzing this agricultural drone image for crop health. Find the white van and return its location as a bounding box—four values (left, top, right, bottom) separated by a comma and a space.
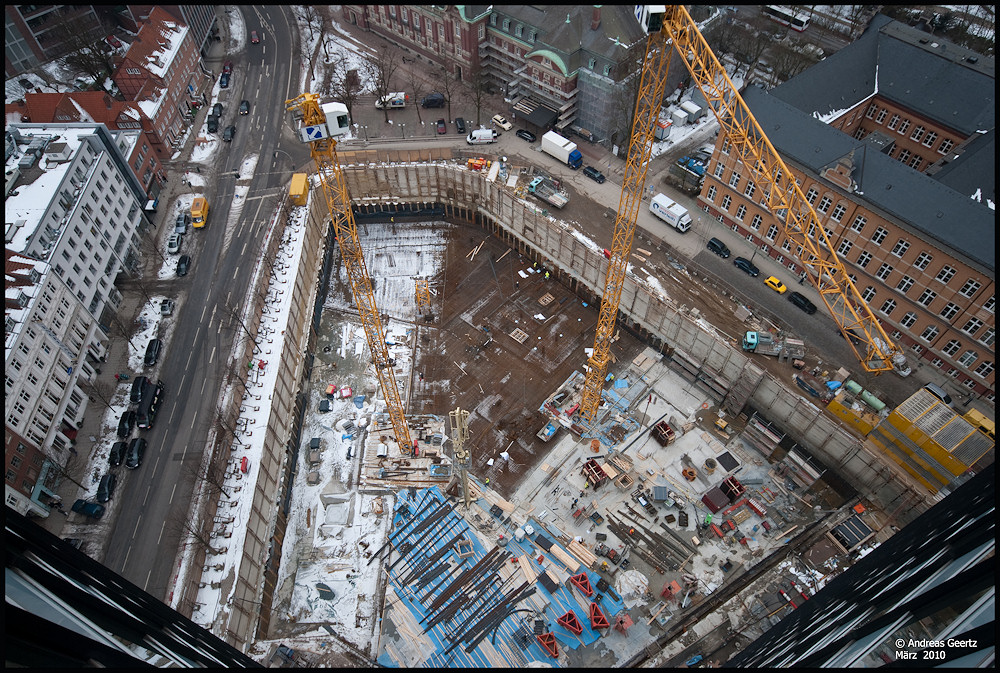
650, 193, 692, 233
467, 128, 498, 145
375, 92, 407, 109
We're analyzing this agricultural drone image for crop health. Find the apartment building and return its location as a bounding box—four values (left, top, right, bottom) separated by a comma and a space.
342, 5, 648, 146
112, 6, 202, 153
700, 16, 994, 402
4, 4, 104, 77
5, 123, 149, 515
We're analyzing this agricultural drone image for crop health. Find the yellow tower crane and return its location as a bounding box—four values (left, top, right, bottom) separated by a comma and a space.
286, 93, 413, 452
581, 6, 904, 423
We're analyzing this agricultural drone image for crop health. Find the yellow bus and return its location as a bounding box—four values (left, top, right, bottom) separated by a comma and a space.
191, 196, 209, 228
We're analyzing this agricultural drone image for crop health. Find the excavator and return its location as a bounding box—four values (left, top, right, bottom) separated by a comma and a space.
580, 5, 905, 423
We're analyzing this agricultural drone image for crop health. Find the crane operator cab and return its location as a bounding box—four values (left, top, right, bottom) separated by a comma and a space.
635, 5, 667, 33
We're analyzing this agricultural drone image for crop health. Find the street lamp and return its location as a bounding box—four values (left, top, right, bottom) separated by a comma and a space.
401, 123, 406, 139
362, 125, 368, 142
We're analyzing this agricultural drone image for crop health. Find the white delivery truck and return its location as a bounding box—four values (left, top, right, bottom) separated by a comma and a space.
649, 193, 692, 232
467, 128, 498, 144
375, 92, 407, 109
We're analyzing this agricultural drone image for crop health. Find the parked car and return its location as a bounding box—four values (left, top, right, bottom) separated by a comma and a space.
436, 118, 447, 134
764, 275, 788, 294
109, 441, 127, 468
126, 437, 147, 469
166, 232, 182, 254
733, 256, 759, 277
176, 254, 191, 277
144, 338, 162, 367
491, 114, 512, 130
223, 125, 236, 142
212, 102, 223, 118
250, 30, 260, 44
106, 35, 123, 49
420, 92, 445, 108
207, 115, 219, 133
220, 73, 230, 89
454, 117, 466, 133
173, 212, 190, 234
160, 299, 175, 316
239, 99, 250, 115
117, 410, 136, 438
129, 376, 149, 403
96, 473, 117, 503
222, 60, 233, 75
72, 499, 105, 519
583, 165, 606, 183
516, 129, 536, 142
707, 237, 731, 258
787, 291, 817, 314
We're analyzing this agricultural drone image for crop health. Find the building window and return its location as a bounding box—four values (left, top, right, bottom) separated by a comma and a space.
897, 148, 911, 163
713, 162, 724, 178
515, 24, 522, 37
939, 302, 960, 321
930, 358, 945, 368
721, 195, 732, 211
942, 339, 960, 356
830, 203, 847, 222
847, 216, 866, 234
766, 224, 779, 241
958, 279, 981, 298
389, 6, 396, 18
984, 295, 995, 314
978, 327, 994, 347
896, 118, 910, 135
875, 263, 892, 280
938, 138, 954, 154
490, 14, 497, 25
974, 361, 994, 378
721, 139, 730, 154
913, 251, 932, 270
880, 299, 896, 316
871, 227, 887, 244
529, 30, 536, 42
603, 64, 611, 76
875, 108, 887, 124
856, 251, 873, 268
887, 114, 900, 130
865, 103, 877, 119
735, 204, 747, 220
916, 289, 937, 306
804, 187, 818, 204
910, 126, 925, 142
478, 23, 483, 39
935, 265, 956, 284
862, 286, 876, 302
921, 325, 940, 342
837, 239, 852, 255
707, 185, 717, 201
957, 350, 978, 367
900, 312, 917, 328
889, 240, 909, 258
750, 214, 762, 231
744, 181, 755, 198
922, 131, 938, 148
896, 275, 915, 293
817, 196, 832, 213
908, 154, 922, 170
961, 317, 983, 336
729, 172, 741, 188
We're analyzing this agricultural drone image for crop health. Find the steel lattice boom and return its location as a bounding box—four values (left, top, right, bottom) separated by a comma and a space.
286, 93, 412, 452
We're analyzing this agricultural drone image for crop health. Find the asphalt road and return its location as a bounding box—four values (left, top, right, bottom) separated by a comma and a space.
102, 6, 305, 599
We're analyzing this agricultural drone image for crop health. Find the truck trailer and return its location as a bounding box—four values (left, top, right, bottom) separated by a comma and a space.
528, 176, 569, 209
649, 193, 692, 232
540, 131, 583, 169
742, 331, 805, 359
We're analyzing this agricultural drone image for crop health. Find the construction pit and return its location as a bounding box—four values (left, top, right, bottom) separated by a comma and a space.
268, 213, 866, 667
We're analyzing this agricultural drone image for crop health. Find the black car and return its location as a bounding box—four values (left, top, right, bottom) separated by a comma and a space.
129, 376, 149, 403
582, 166, 606, 183
220, 73, 230, 88
109, 441, 127, 468
144, 338, 162, 367
71, 499, 105, 519
516, 129, 536, 142
239, 99, 250, 115
207, 115, 219, 133
176, 255, 191, 276
707, 237, 731, 258
455, 117, 466, 133
212, 102, 223, 118
223, 125, 236, 142
788, 291, 818, 314
96, 473, 117, 503
733, 256, 760, 277
117, 409, 136, 438
126, 437, 147, 469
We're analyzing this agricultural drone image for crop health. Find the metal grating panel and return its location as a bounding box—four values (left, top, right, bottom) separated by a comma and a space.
896, 389, 937, 420
949, 426, 994, 465
915, 403, 955, 438
933, 415, 975, 450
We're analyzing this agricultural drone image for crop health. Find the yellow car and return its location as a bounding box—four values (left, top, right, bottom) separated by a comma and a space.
764, 276, 787, 294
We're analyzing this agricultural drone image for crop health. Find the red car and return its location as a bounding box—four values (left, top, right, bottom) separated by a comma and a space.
436, 119, 447, 134
222, 60, 233, 75
250, 30, 260, 44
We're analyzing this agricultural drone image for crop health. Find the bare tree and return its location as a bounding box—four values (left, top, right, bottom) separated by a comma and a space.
186, 455, 233, 500
404, 66, 429, 126
363, 45, 401, 123
464, 63, 491, 127
732, 20, 772, 84
170, 512, 225, 555
767, 45, 815, 88
435, 65, 460, 126
47, 10, 116, 93
80, 377, 118, 412
325, 53, 363, 126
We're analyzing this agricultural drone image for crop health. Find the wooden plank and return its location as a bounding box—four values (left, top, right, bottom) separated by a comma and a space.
548, 544, 581, 573
518, 555, 538, 583
546, 568, 562, 585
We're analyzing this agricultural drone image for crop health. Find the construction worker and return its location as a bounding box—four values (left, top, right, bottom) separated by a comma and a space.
544, 271, 550, 280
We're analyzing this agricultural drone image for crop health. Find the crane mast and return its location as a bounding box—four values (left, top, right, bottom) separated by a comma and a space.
286, 93, 413, 452
581, 5, 903, 423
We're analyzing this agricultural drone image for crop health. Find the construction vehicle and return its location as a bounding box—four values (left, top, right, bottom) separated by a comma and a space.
540, 131, 583, 169
528, 176, 569, 209
741, 331, 805, 358
580, 5, 904, 423
286, 93, 412, 453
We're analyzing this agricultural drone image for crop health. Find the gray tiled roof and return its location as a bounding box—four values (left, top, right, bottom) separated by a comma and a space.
931, 129, 995, 206
742, 86, 994, 272
772, 14, 995, 137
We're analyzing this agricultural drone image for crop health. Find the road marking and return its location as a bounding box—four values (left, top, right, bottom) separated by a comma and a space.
133, 514, 142, 537
143, 483, 151, 506
185, 351, 193, 369
122, 546, 131, 569
233, 265, 240, 280
144, 569, 152, 592
179, 374, 187, 391
157, 519, 167, 545
201, 304, 208, 321
191, 410, 198, 430
201, 378, 208, 395
241, 239, 249, 256
209, 346, 216, 364
193, 326, 201, 343
169, 482, 177, 504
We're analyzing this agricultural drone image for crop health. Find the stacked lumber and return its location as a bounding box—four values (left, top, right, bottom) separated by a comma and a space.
518, 555, 538, 583
548, 544, 581, 573
546, 568, 562, 586
567, 540, 598, 569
